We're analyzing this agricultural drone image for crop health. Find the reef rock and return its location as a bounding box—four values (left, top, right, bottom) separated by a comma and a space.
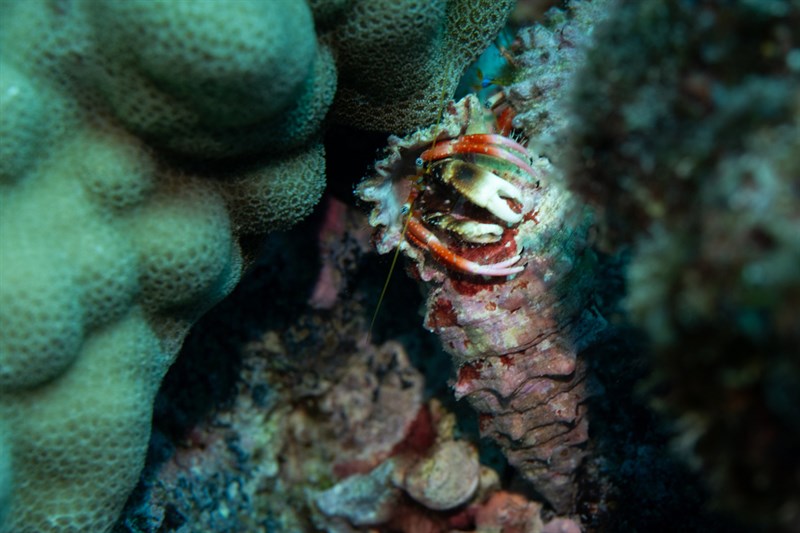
566, 0, 800, 528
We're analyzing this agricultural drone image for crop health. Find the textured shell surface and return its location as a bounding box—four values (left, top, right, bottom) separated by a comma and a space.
358, 93, 605, 513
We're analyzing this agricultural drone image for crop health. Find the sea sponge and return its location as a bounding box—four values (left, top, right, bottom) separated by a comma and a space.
329, 0, 516, 132
0, 1, 326, 531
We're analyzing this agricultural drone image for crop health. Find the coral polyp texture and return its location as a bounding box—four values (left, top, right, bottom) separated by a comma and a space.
0, 2, 319, 532
357, 92, 604, 513
329, 0, 515, 132
0, 0, 518, 530
0, 3, 329, 532
565, 0, 800, 528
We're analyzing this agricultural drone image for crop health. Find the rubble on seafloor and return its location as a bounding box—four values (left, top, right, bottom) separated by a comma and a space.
112, 198, 579, 533
116, 307, 575, 532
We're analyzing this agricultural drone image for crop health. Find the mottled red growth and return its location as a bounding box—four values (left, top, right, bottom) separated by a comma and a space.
479, 413, 492, 432
499, 354, 514, 367
447, 507, 477, 530
524, 209, 540, 224
474, 491, 542, 533
457, 362, 483, 388
450, 277, 490, 296
334, 406, 437, 477
391, 404, 436, 456
429, 298, 458, 328
514, 278, 530, 291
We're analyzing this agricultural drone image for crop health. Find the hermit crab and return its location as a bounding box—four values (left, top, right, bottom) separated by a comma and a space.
357, 94, 539, 278
358, 94, 597, 511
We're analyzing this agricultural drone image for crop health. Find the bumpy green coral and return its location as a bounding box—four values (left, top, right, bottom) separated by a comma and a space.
0, 1, 327, 531
0, 0, 514, 530
83, 0, 331, 158
329, 0, 516, 132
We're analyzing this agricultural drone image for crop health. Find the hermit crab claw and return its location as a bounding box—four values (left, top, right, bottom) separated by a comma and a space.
426, 213, 504, 244
435, 160, 524, 226
406, 218, 525, 277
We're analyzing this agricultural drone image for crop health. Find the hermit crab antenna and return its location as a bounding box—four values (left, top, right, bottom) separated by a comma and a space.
369, 67, 456, 342
367, 198, 415, 343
